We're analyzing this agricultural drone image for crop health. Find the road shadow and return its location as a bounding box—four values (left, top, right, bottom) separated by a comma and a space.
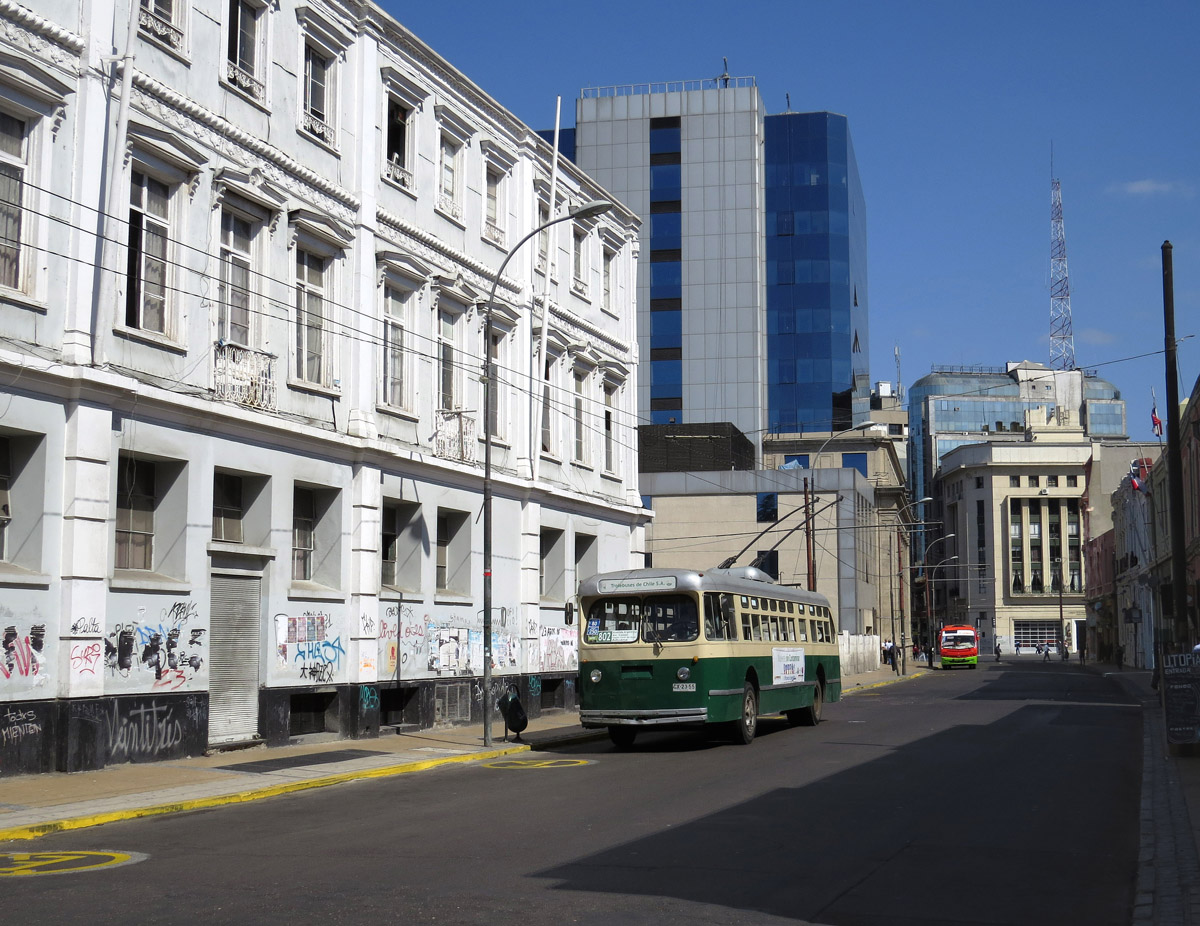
532, 696, 1139, 925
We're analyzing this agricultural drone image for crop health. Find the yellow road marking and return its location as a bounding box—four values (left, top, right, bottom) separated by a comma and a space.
0, 851, 146, 876
483, 758, 590, 769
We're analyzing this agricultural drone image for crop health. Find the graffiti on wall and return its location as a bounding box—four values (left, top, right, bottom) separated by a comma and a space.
540, 626, 578, 673
1, 623, 47, 686
1, 706, 40, 749
104, 600, 205, 691
274, 610, 343, 684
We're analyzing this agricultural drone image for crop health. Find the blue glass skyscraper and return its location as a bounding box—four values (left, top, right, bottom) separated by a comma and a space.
765, 112, 869, 434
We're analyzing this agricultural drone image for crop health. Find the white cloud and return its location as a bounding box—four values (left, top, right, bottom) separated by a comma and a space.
1108, 179, 1196, 197
1078, 327, 1118, 346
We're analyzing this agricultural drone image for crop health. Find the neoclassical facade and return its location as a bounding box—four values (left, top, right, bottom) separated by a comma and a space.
0, 0, 645, 773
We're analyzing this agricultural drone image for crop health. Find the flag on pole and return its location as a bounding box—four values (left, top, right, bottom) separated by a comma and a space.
1151, 404, 1163, 437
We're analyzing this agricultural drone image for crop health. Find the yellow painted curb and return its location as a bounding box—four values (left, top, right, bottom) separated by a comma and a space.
842, 670, 929, 695
0, 743, 531, 843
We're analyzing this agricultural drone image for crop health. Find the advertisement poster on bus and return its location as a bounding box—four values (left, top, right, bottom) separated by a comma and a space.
772, 647, 805, 685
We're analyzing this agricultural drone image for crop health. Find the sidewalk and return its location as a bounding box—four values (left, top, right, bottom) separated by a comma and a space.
0, 662, 924, 843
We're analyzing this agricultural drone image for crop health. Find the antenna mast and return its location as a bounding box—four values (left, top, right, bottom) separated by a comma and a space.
1049, 174, 1076, 370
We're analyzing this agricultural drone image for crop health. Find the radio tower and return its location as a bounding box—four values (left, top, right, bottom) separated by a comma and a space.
1049, 174, 1076, 370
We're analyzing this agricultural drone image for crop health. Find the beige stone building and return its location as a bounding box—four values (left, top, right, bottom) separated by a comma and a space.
642, 428, 911, 639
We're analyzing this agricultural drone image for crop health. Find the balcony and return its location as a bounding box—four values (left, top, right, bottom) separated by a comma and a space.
213, 343, 277, 411
483, 220, 505, 248
139, 7, 184, 51
302, 111, 334, 146
434, 409, 476, 464
383, 158, 413, 190
226, 61, 265, 103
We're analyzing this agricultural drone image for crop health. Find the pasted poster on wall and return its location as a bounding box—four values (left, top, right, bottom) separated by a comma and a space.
429, 627, 470, 675
540, 626, 578, 673
274, 610, 344, 685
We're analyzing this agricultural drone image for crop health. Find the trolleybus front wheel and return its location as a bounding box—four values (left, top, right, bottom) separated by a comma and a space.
732, 682, 758, 745
608, 725, 637, 749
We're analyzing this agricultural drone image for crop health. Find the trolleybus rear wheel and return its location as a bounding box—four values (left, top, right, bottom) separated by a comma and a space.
788, 680, 823, 726
608, 725, 637, 749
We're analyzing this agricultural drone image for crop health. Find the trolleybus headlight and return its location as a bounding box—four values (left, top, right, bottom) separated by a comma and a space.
589, 668, 602, 684
676, 666, 691, 681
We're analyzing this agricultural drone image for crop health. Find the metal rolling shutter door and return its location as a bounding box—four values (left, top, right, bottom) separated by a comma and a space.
209, 575, 261, 743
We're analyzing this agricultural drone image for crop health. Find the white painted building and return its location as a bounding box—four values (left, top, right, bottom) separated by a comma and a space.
0, 0, 645, 773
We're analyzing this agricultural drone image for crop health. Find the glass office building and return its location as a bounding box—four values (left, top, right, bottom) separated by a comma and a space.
908, 362, 1127, 558
765, 112, 869, 434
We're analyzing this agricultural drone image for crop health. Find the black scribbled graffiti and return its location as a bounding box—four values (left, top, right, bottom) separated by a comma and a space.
299, 663, 334, 684
106, 630, 136, 673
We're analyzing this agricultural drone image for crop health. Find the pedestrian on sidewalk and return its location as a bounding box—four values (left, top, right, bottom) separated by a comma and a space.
1043, 643, 1051, 663
995, 640, 1002, 662
925, 643, 935, 668
1079, 646, 1086, 666
1061, 643, 1069, 662
1015, 641, 1022, 655
1116, 644, 1124, 671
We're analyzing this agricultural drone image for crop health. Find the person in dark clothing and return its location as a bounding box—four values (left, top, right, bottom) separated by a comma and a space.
1116, 645, 1124, 671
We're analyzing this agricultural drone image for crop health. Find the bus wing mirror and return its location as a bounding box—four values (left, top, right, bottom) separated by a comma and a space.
565, 602, 574, 625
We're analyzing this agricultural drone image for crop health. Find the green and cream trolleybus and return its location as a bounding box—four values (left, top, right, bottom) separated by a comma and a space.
578, 566, 841, 747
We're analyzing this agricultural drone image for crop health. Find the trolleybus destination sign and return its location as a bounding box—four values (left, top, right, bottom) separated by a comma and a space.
596, 576, 677, 593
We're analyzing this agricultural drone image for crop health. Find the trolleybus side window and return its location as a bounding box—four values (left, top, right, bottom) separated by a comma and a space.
704, 592, 732, 640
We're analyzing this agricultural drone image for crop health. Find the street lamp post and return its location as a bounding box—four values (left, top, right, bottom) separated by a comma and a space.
920, 533, 955, 646
894, 496, 931, 667
481, 198, 614, 747
925, 552, 957, 659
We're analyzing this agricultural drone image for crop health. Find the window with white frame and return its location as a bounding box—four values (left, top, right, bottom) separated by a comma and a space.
218, 207, 255, 346
116, 456, 156, 571
573, 367, 589, 463
437, 134, 461, 219
540, 355, 556, 455
139, 0, 185, 53
437, 307, 460, 411
436, 508, 470, 594
212, 471, 243, 543
291, 486, 314, 580
540, 527, 565, 600
536, 202, 550, 273
294, 248, 328, 385
572, 228, 586, 283
301, 43, 333, 145
291, 483, 340, 587
115, 454, 187, 578
602, 248, 614, 312
486, 326, 508, 441
381, 500, 421, 590
384, 98, 411, 187
382, 282, 412, 410
226, 0, 266, 102
603, 381, 617, 472
484, 167, 503, 244
0, 110, 28, 292
126, 170, 171, 335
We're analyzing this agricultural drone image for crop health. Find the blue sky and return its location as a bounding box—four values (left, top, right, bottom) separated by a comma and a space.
388, 0, 1199, 440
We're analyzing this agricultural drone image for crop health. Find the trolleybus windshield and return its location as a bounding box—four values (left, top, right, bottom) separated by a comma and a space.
584, 595, 699, 644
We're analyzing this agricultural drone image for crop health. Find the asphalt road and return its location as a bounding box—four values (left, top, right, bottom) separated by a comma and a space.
2, 661, 1141, 926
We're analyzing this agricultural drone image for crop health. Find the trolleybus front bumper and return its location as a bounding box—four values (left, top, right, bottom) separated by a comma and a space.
580, 707, 708, 728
